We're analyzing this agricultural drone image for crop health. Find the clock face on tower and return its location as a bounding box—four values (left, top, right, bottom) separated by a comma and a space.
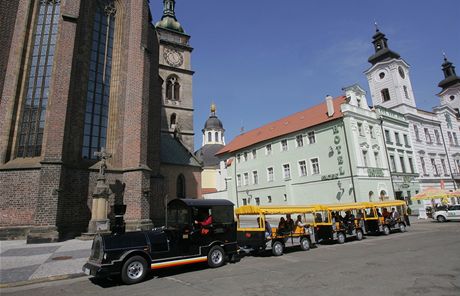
164, 47, 184, 67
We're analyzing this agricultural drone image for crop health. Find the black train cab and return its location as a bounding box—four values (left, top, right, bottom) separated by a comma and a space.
83, 199, 238, 284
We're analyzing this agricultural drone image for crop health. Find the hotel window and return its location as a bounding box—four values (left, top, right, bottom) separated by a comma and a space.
255, 197, 260, 206
267, 167, 274, 182
243, 152, 248, 162
358, 122, 364, 136
431, 158, 439, 176
281, 139, 288, 151
308, 131, 316, 144
267, 196, 272, 203
369, 126, 375, 138
434, 130, 441, 144
82, 0, 116, 159
237, 174, 241, 187
243, 172, 249, 186
384, 130, 391, 143
17, 0, 61, 157
408, 158, 415, 173
381, 88, 391, 102
252, 171, 258, 185
374, 152, 380, 167
362, 150, 369, 167
296, 135, 304, 147
242, 198, 247, 206
299, 160, 307, 176
420, 157, 427, 175
283, 164, 291, 180
448, 131, 453, 145
441, 159, 448, 175
400, 156, 406, 173
424, 128, 431, 143
390, 155, 396, 172
453, 132, 458, 146
266, 144, 272, 155
237, 154, 241, 163
403, 134, 410, 147
395, 132, 401, 145
252, 149, 257, 159
311, 158, 320, 175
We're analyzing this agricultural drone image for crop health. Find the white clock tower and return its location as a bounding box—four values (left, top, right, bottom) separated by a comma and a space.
156, 0, 195, 151
438, 55, 460, 115
364, 27, 417, 114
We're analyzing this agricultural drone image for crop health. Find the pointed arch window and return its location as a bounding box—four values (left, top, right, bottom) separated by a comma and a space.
82, 0, 116, 159
17, 0, 61, 157
166, 75, 180, 101
170, 113, 177, 128
176, 174, 186, 198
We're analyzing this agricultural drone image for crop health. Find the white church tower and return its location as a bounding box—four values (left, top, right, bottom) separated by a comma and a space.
364, 26, 417, 114
438, 55, 460, 115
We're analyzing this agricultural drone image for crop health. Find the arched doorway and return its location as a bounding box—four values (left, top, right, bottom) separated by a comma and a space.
176, 174, 186, 198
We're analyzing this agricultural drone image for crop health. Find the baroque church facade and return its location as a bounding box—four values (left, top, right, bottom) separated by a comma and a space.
365, 27, 460, 194
0, 0, 201, 241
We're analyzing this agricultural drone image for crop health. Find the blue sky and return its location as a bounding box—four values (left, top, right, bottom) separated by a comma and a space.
149, 0, 460, 150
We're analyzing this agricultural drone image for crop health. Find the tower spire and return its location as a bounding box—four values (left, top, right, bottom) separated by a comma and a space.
438, 53, 460, 90
162, 0, 177, 20
368, 25, 401, 65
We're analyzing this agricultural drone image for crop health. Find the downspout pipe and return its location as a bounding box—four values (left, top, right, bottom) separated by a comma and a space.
342, 119, 357, 203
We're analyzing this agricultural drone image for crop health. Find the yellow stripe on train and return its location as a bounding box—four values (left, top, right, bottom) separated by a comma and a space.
150, 256, 208, 270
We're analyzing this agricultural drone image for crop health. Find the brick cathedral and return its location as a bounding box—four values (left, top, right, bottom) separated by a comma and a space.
0, 0, 201, 241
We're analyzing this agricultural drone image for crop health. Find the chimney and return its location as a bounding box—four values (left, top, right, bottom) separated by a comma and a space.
326, 95, 334, 117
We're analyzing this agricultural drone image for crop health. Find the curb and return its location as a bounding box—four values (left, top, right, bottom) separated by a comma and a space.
0, 272, 86, 288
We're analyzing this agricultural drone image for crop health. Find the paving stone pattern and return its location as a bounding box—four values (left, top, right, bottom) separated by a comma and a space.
0, 240, 92, 284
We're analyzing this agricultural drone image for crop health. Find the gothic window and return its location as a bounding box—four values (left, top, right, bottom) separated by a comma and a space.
166, 75, 180, 101
176, 174, 186, 198
381, 88, 391, 102
82, 0, 116, 159
17, 0, 61, 157
170, 113, 176, 128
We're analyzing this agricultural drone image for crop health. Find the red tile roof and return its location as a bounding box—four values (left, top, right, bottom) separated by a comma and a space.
202, 188, 218, 194
216, 96, 347, 155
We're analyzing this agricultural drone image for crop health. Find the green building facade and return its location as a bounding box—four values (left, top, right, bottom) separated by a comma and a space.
217, 85, 394, 207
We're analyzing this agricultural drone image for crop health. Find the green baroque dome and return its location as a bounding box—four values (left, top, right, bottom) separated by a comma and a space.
155, 0, 185, 34
155, 17, 184, 33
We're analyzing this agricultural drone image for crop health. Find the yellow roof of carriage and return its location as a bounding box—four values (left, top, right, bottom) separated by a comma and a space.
361, 200, 406, 208
315, 202, 369, 211
235, 205, 317, 215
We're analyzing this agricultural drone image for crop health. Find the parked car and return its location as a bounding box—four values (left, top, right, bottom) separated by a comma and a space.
432, 204, 460, 222
83, 199, 238, 284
